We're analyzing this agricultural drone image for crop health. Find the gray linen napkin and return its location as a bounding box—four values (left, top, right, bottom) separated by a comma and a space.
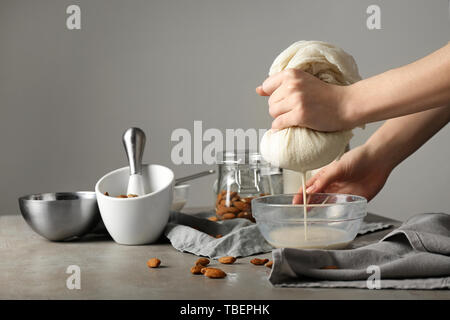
164, 211, 391, 260
269, 213, 450, 289
164, 211, 272, 259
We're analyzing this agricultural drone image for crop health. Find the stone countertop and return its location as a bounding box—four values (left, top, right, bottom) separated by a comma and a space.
1, 210, 449, 300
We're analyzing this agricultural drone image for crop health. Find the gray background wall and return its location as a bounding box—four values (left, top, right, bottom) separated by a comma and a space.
1, 0, 449, 221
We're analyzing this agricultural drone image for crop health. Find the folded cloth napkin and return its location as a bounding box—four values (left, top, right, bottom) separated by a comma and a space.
164, 212, 273, 259
164, 211, 391, 260
269, 213, 450, 289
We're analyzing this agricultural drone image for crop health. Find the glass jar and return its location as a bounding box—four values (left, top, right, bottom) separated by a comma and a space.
214, 150, 283, 222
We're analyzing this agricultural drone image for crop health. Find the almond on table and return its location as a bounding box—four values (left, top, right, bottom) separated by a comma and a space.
218, 256, 236, 264
195, 258, 210, 266
203, 267, 227, 279
250, 258, 269, 265
146, 258, 161, 268
190, 265, 204, 275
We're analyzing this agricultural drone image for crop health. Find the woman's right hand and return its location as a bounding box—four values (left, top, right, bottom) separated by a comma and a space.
293, 144, 392, 204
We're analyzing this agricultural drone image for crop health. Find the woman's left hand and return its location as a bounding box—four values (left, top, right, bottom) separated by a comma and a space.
256, 69, 356, 132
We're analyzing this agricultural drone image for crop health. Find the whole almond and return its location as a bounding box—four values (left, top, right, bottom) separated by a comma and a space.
216, 191, 226, 205
222, 213, 236, 220
215, 234, 223, 239
250, 258, 269, 265
203, 267, 227, 279
190, 265, 203, 274
146, 258, 161, 268
216, 205, 240, 215
215, 207, 227, 216
226, 191, 238, 199
218, 256, 236, 264
233, 201, 250, 211
265, 260, 273, 268
195, 258, 210, 266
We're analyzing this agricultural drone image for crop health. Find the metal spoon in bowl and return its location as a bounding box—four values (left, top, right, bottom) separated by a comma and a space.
122, 127, 147, 196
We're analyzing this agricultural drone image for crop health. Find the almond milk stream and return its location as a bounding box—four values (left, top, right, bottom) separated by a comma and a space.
269, 171, 351, 249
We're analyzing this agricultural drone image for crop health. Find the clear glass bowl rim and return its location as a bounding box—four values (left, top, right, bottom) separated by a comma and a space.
252, 193, 367, 223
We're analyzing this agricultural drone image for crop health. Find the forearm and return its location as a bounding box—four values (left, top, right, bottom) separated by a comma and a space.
364, 106, 450, 171
345, 43, 450, 126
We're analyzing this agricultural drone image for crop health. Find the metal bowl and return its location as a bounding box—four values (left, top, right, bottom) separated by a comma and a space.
18, 192, 101, 241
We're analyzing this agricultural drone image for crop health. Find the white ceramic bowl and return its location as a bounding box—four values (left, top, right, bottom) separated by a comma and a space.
95, 164, 174, 245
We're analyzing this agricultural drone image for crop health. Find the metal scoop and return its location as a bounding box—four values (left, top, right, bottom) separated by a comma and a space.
175, 169, 215, 185
122, 127, 147, 196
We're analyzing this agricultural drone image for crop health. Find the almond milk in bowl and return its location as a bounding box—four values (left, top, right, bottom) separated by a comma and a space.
95, 164, 174, 245
252, 193, 367, 249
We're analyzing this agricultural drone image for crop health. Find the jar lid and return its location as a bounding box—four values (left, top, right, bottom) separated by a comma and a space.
215, 150, 268, 165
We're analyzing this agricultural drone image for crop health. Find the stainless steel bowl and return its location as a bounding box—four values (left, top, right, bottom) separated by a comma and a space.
18, 192, 101, 241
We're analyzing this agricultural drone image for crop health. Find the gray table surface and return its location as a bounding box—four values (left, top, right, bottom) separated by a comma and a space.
1, 209, 449, 300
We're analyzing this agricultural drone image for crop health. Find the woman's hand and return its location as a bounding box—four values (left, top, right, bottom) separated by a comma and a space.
257, 44, 450, 132
256, 69, 356, 132
293, 144, 392, 204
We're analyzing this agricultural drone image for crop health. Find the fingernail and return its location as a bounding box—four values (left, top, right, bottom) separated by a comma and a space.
306, 185, 315, 193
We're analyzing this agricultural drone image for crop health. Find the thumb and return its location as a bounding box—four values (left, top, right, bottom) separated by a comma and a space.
305, 164, 341, 194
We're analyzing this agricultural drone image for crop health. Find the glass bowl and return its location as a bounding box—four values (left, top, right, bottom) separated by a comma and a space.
171, 184, 190, 212
252, 193, 367, 249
